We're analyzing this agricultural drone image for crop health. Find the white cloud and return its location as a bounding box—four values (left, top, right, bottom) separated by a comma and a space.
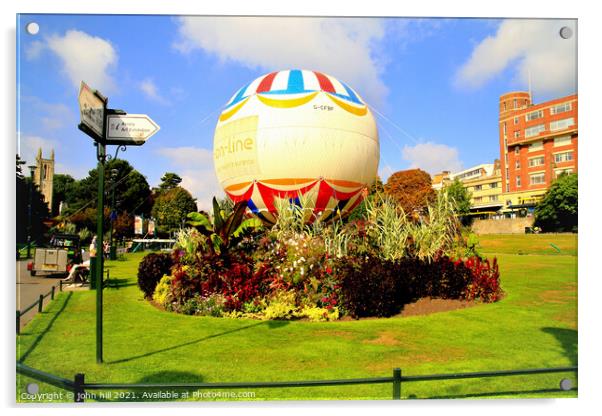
45, 30, 117, 92
22, 96, 75, 131
455, 19, 577, 95
139, 78, 170, 105
155, 146, 224, 212
25, 40, 45, 60
173, 16, 389, 106
401, 141, 462, 175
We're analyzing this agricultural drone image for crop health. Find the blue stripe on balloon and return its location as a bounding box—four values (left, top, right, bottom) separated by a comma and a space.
336, 198, 349, 212
247, 199, 259, 213
287, 69, 305, 94
340, 81, 363, 104
227, 82, 251, 108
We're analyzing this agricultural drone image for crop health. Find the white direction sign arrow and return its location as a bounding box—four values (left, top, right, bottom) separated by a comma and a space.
106, 114, 160, 144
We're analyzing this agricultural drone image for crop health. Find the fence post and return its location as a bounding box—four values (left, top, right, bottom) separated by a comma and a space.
51, 286, 55, 300
392, 368, 402, 400
16, 310, 21, 335
38, 294, 44, 313
60, 280, 63, 292
74, 373, 85, 402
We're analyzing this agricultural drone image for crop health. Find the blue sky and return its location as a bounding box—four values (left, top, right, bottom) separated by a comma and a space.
16, 15, 577, 210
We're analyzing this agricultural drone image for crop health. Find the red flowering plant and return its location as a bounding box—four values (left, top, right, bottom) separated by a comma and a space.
463, 256, 503, 302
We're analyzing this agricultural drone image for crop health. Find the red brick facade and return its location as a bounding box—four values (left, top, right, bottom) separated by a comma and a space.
498, 92, 578, 194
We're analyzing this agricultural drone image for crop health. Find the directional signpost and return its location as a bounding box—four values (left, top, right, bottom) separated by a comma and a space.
106, 114, 160, 144
77, 81, 159, 364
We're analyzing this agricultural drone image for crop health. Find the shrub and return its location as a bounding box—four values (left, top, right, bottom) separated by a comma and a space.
338, 256, 401, 318
262, 290, 299, 320
137, 252, 174, 298
299, 305, 340, 322
153, 274, 172, 306
464, 256, 503, 302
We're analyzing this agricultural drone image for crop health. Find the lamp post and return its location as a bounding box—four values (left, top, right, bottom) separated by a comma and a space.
108, 168, 119, 260
26, 165, 36, 259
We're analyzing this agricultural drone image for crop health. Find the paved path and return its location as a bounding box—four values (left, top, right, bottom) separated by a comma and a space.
16, 251, 90, 332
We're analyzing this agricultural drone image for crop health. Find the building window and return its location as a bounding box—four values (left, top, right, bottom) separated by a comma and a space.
526, 110, 544, 121
525, 123, 546, 138
514, 131, 520, 138
490, 195, 499, 202
474, 184, 482, 191
506, 184, 510, 193
516, 176, 521, 187
490, 182, 498, 189
550, 102, 572, 115
505, 167, 509, 178
529, 141, 543, 152
554, 168, 573, 177
515, 146, 520, 155
503, 102, 507, 111
528, 156, 545, 167
474, 196, 482, 203
515, 160, 521, 169
550, 117, 575, 131
503, 122, 507, 135
514, 116, 519, 125
554, 151, 574, 163
513, 98, 517, 108
554, 135, 572, 147
530, 173, 545, 185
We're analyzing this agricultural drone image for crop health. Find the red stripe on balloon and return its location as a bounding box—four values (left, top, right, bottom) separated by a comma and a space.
256, 72, 278, 93
314, 71, 335, 93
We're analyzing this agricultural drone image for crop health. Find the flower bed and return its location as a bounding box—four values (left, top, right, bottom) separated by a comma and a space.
138, 194, 504, 320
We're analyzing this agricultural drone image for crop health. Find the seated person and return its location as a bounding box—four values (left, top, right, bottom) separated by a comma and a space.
64, 259, 90, 284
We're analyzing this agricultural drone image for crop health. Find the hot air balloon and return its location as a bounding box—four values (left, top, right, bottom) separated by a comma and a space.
213, 69, 379, 223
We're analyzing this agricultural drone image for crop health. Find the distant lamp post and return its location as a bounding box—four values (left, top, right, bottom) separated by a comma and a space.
26, 165, 36, 259
109, 168, 119, 260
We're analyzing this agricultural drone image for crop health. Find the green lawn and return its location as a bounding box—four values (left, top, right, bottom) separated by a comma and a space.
16, 234, 577, 402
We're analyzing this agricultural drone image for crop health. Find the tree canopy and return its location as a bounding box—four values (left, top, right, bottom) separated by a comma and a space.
442, 178, 472, 215
151, 186, 198, 235
63, 159, 152, 218
158, 172, 183, 192
383, 169, 436, 214
534, 173, 578, 232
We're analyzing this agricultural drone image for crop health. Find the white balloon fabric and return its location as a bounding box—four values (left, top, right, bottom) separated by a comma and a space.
213, 69, 380, 223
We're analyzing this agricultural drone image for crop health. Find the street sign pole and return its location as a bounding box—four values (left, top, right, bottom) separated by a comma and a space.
78, 81, 158, 365
95, 136, 106, 364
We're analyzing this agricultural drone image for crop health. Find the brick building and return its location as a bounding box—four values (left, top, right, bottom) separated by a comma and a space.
498, 92, 578, 211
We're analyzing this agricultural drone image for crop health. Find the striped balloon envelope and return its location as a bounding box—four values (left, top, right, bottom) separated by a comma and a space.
213, 69, 380, 223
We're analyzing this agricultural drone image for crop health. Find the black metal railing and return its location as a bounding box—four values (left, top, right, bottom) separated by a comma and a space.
16, 362, 577, 402
16, 270, 111, 334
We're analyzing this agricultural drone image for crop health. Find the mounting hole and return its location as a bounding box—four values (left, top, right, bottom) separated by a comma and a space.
559, 26, 573, 39
26, 383, 39, 394
26, 22, 40, 35
559, 378, 572, 391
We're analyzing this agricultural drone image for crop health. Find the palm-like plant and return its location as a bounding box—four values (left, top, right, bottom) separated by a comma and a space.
186, 197, 263, 255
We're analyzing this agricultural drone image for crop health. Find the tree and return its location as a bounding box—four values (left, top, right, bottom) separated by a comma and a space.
52, 173, 76, 216
442, 178, 472, 215
151, 186, 198, 235
534, 173, 578, 232
158, 172, 183, 192
383, 169, 436, 214
16, 156, 50, 244
64, 159, 152, 218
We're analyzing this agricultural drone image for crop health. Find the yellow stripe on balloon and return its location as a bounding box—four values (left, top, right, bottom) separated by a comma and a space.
326, 93, 368, 116
256, 92, 318, 108
219, 97, 250, 122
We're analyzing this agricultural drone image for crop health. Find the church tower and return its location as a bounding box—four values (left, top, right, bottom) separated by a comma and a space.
34, 148, 54, 212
